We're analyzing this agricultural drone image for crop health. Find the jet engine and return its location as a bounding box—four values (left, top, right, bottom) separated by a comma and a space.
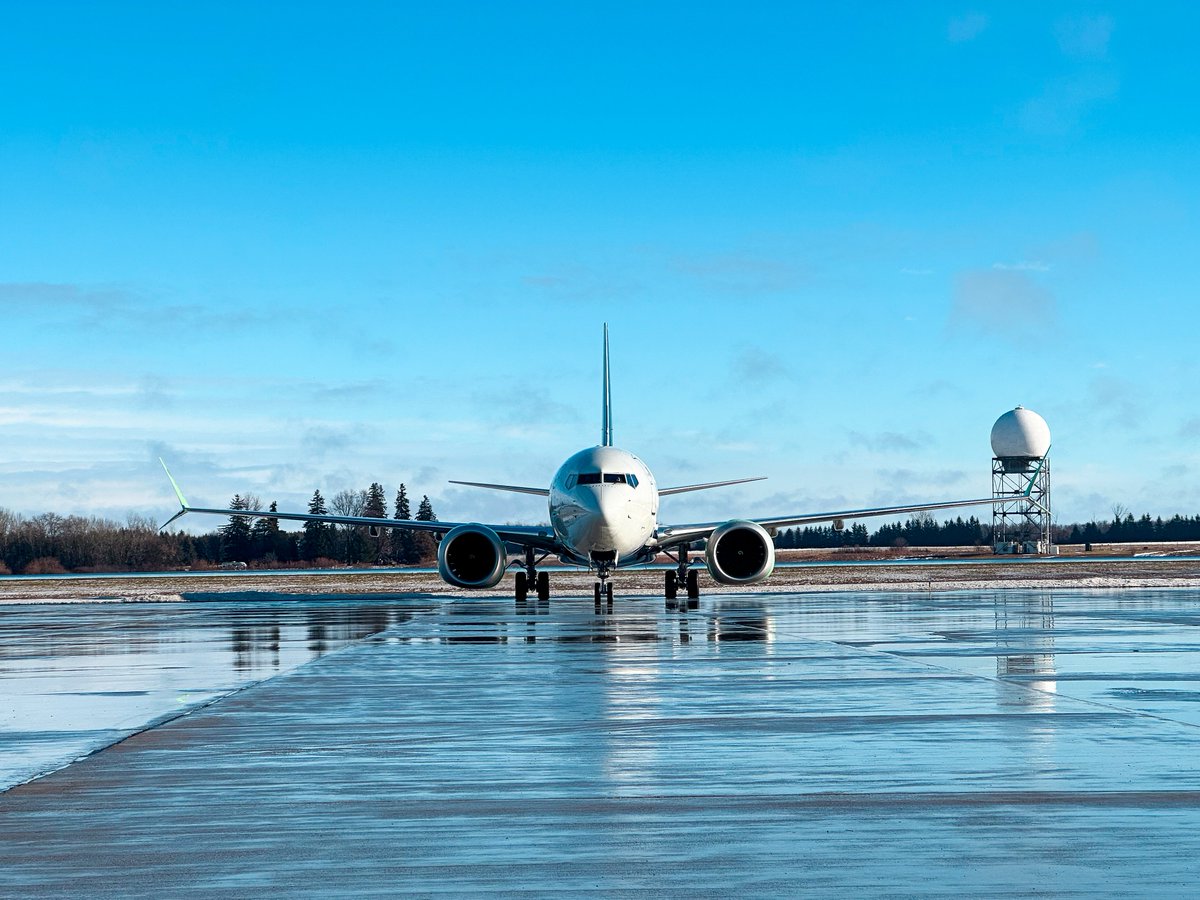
704, 520, 775, 585
436, 524, 508, 589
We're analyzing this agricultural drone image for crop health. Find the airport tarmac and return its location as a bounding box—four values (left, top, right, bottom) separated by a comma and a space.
3, 589, 1200, 896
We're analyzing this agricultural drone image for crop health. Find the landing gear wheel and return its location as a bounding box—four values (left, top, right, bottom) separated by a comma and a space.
665, 571, 678, 601
605, 582, 613, 604
686, 569, 699, 608
515, 571, 528, 603
594, 582, 602, 606
536, 571, 550, 602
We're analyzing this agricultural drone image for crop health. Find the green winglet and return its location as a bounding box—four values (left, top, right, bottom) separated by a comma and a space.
159, 458, 189, 508
1023, 447, 1050, 496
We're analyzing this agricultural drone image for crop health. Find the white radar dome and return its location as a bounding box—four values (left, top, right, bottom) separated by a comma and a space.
990, 406, 1051, 459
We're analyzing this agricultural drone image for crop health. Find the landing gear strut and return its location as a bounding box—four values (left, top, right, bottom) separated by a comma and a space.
665, 547, 700, 609
516, 547, 551, 605
593, 564, 613, 611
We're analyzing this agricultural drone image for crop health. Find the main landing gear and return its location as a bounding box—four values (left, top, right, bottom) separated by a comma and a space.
515, 547, 550, 606
664, 547, 700, 610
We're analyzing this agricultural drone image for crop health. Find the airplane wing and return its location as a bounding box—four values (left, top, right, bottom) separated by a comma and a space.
654, 462, 1043, 548
655, 495, 1018, 548
448, 480, 550, 497
157, 461, 561, 552
659, 476, 766, 496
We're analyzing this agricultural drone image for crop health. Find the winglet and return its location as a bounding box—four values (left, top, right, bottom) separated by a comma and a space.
1023, 448, 1049, 497
158, 458, 191, 531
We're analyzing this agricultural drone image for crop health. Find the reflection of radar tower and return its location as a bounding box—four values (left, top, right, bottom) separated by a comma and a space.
991, 406, 1052, 555
994, 593, 1056, 710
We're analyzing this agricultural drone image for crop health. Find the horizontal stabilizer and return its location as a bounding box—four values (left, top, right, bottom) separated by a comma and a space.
659, 476, 766, 497
449, 480, 550, 497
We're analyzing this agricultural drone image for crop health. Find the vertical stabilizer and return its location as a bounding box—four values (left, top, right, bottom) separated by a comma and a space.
602, 323, 613, 446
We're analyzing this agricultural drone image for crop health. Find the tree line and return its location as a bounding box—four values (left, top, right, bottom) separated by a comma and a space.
775, 511, 1200, 549
216, 483, 439, 566
5, 502, 1200, 575
0, 482, 440, 574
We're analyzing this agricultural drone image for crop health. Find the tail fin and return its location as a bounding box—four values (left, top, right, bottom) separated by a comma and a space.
601, 323, 613, 446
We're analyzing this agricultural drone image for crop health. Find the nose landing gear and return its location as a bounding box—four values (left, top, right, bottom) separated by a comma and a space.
593, 563, 613, 611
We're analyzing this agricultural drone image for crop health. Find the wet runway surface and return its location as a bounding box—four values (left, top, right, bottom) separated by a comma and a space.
3, 589, 1200, 896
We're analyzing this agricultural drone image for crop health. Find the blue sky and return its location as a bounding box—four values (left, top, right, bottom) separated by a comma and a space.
2, 2, 1198, 529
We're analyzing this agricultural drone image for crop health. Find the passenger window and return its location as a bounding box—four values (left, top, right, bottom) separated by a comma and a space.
577, 472, 601, 485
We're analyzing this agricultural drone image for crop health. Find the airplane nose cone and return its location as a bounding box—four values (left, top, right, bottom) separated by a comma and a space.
575, 488, 602, 515
574, 488, 619, 551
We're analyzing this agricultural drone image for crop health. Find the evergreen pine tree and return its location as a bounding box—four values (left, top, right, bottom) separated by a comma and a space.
364, 482, 388, 563
220, 494, 253, 563
250, 501, 285, 563
301, 490, 331, 562
412, 495, 437, 561
416, 496, 436, 521
391, 484, 419, 565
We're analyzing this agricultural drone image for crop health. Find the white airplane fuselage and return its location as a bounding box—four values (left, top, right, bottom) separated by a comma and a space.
548, 445, 658, 565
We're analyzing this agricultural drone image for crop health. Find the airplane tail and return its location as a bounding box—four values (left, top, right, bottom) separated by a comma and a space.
602, 323, 612, 446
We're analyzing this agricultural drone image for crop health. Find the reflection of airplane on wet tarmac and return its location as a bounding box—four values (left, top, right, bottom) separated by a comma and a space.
160, 326, 1036, 607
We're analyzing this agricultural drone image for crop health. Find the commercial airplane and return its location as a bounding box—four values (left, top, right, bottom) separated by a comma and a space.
160, 325, 1036, 608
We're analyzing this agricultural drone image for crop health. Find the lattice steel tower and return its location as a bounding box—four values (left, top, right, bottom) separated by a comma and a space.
990, 406, 1052, 554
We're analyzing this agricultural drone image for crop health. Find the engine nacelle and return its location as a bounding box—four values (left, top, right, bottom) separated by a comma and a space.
705, 520, 775, 585
436, 524, 507, 589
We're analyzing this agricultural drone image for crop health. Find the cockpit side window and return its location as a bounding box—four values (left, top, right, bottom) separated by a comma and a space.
576, 472, 602, 485
627, 473, 639, 488
565, 474, 577, 489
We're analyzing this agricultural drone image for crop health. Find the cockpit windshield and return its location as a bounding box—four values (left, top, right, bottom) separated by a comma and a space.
569, 472, 639, 488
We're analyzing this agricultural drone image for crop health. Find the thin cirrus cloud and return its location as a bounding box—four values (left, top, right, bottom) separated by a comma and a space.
1177, 418, 1200, 439
1018, 71, 1119, 135
1086, 375, 1144, 430
731, 347, 789, 385
848, 430, 931, 453
947, 12, 989, 43
992, 260, 1051, 272
519, 265, 641, 302
0, 282, 266, 331
1055, 13, 1115, 60
949, 268, 1056, 337
670, 252, 806, 296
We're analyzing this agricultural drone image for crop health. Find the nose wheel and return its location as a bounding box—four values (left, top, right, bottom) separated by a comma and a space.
593, 564, 613, 611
